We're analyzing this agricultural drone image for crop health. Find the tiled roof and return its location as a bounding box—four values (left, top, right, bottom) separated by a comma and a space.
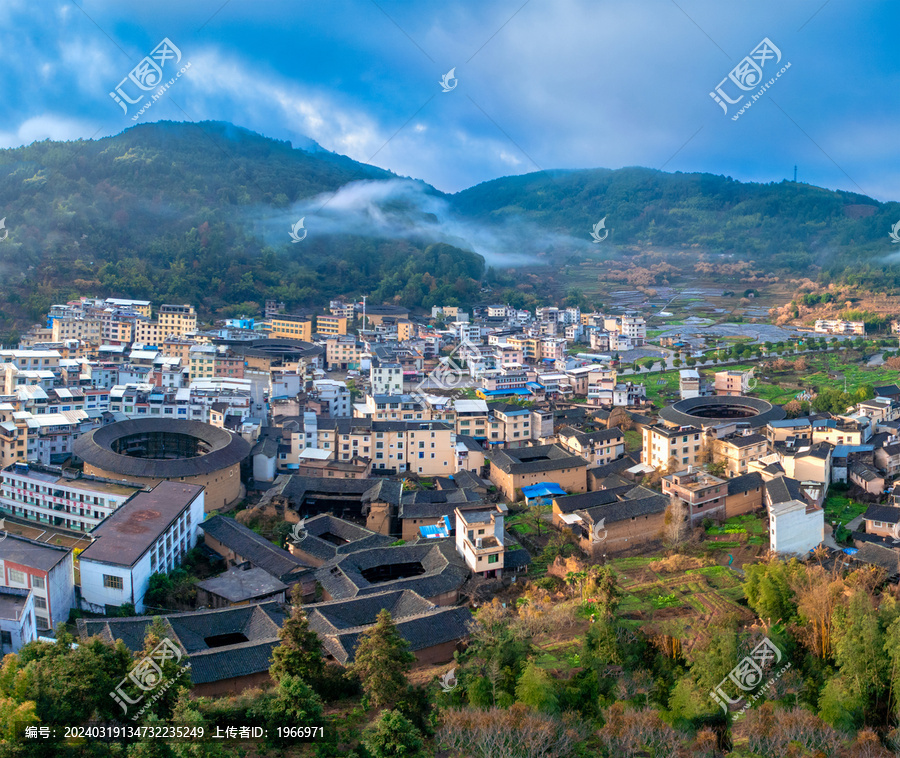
765, 476, 805, 505
201, 516, 311, 582
305, 589, 471, 664
290, 514, 393, 563
559, 426, 624, 446
727, 472, 764, 496
552, 485, 637, 514
577, 493, 669, 525
76, 602, 289, 685
196, 565, 288, 603
314, 540, 468, 601
863, 504, 900, 524
489, 444, 587, 475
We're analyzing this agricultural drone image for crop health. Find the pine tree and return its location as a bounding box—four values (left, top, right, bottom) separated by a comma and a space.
363, 709, 425, 758
348, 610, 415, 708
269, 602, 326, 685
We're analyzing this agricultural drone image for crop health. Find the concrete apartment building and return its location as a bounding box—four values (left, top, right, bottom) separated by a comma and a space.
316, 315, 348, 336
662, 468, 728, 524
455, 504, 506, 577
679, 369, 702, 399
714, 370, 751, 396
0, 587, 36, 653
0, 534, 75, 632
267, 314, 313, 341
298, 417, 457, 476
713, 433, 770, 478
158, 304, 198, 337
79, 482, 205, 614
370, 363, 403, 395
0, 462, 141, 533
642, 424, 706, 471
325, 336, 361, 371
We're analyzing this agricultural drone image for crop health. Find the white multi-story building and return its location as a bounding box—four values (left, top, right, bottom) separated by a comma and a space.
0, 534, 75, 632
79, 482, 205, 614
455, 504, 506, 577
312, 379, 351, 418
0, 462, 141, 533
0, 587, 36, 653
370, 363, 403, 395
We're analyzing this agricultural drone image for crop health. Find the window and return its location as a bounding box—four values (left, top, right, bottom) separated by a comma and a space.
8, 569, 25, 585
32, 576, 45, 590
103, 574, 124, 591
488, 554, 499, 564
34, 597, 47, 609
0, 631, 11, 647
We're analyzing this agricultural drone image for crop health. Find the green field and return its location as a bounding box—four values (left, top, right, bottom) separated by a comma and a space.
823, 490, 869, 528
641, 351, 900, 408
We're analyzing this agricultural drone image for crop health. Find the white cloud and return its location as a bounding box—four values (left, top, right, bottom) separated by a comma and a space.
0, 115, 100, 148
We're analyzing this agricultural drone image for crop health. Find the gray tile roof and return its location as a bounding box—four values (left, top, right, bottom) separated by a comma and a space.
559, 426, 624, 446
305, 589, 471, 664
196, 565, 288, 603
489, 444, 588, 475
863, 504, 900, 524
76, 602, 289, 685
200, 516, 311, 582
553, 485, 636, 514
727, 472, 764, 496
765, 476, 805, 505
290, 514, 393, 563
576, 493, 669, 525
314, 540, 468, 601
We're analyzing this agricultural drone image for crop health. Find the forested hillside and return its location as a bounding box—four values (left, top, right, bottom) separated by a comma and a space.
2, 121, 900, 341
452, 167, 900, 285
0, 121, 483, 338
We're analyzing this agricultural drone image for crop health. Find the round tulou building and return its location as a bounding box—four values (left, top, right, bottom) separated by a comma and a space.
73, 419, 251, 512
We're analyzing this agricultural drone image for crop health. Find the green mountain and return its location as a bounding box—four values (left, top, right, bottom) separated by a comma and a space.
1, 121, 899, 340
451, 167, 900, 276
0, 121, 483, 337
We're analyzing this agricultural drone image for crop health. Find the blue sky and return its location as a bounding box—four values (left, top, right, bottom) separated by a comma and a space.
4, 0, 899, 198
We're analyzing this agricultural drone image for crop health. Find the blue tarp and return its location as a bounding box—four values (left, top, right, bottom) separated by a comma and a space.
420, 515, 451, 539
521, 482, 567, 499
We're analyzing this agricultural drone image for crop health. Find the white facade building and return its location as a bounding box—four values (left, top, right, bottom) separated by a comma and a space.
0, 587, 36, 653
370, 363, 403, 395
769, 499, 824, 555
0, 462, 141, 533
79, 482, 205, 614
0, 534, 75, 631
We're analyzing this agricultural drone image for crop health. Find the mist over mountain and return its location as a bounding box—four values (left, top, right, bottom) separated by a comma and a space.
0, 120, 898, 340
